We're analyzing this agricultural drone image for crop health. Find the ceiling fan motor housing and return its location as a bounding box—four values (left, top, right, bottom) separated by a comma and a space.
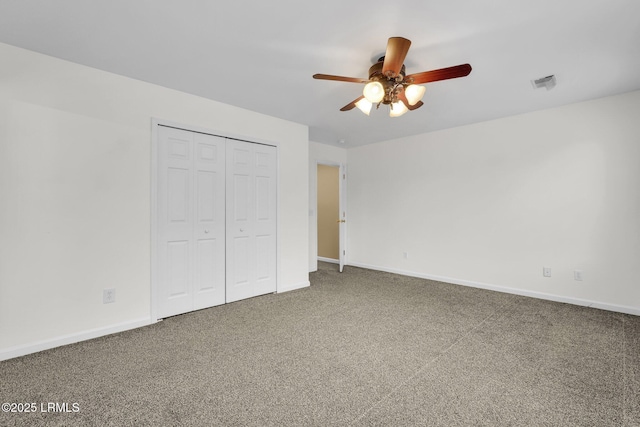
368, 58, 407, 104
369, 57, 406, 80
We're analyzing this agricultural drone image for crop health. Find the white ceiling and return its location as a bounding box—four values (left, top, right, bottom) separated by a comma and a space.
1, 0, 639, 147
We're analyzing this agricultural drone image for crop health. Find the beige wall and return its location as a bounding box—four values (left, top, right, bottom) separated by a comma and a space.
347, 90, 640, 315
317, 165, 340, 259
0, 42, 309, 359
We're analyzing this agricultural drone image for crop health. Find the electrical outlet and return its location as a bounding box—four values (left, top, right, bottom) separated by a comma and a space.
403, 252, 409, 259
103, 288, 116, 304
574, 270, 583, 281
543, 267, 551, 277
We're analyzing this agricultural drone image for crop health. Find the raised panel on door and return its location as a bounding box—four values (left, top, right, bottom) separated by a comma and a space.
167, 168, 189, 223
232, 235, 250, 288
255, 235, 273, 281
167, 241, 190, 296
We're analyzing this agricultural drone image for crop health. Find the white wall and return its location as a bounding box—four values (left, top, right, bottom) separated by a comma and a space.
0, 43, 309, 359
347, 90, 640, 314
308, 141, 347, 271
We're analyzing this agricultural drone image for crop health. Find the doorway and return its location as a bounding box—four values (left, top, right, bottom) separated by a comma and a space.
316, 163, 346, 272
317, 165, 340, 262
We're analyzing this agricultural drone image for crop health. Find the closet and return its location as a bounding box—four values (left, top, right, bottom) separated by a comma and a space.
155, 125, 277, 319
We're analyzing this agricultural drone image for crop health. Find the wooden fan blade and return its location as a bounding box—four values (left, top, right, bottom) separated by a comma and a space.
406, 64, 472, 84
382, 37, 411, 77
340, 96, 365, 111
313, 74, 368, 83
398, 91, 424, 111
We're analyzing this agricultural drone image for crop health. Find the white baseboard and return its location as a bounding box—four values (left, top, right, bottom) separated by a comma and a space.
278, 280, 310, 293
3, 280, 310, 361
318, 257, 339, 264
0, 317, 153, 362
348, 261, 640, 316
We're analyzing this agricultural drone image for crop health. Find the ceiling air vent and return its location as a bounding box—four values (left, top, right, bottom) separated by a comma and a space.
532, 75, 556, 91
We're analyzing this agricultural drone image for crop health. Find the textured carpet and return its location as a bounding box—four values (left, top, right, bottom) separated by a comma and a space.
1, 262, 639, 426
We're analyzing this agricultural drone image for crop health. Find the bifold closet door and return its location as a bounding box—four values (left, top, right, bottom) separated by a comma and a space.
157, 126, 226, 318
226, 140, 277, 303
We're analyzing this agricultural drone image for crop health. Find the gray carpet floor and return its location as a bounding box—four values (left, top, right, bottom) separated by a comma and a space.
1, 262, 639, 426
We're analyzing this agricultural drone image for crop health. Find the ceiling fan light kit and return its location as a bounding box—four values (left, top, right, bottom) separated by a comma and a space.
355, 98, 373, 115
389, 100, 409, 117
363, 81, 385, 103
405, 84, 427, 105
313, 37, 472, 118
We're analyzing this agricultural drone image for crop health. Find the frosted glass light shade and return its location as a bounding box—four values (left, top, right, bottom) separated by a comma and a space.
363, 81, 384, 103
355, 98, 372, 115
389, 101, 408, 117
404, 84, 426, 105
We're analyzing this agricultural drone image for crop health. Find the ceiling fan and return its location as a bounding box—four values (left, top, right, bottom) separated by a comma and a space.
313, 37, 472, 117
